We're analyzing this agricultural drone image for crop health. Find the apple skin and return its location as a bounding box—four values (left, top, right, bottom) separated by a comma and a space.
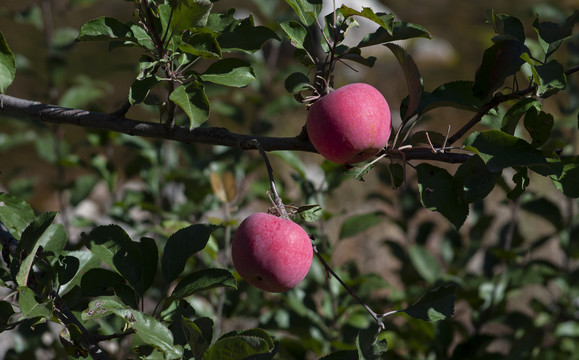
231, 212, 313, 293
306, 83, 391, 164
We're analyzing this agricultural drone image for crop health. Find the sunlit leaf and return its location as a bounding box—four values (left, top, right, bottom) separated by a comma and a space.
285, 0, 322, 26
200, 58, 256, 87
77, 17, 133, 41
169, 82, 210, 129
0, 31, 15, 93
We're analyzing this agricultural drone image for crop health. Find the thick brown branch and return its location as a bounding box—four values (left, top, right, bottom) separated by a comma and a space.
0, 94, 473, 164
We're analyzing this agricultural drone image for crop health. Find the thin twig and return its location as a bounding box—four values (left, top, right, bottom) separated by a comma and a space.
250, 139, 288, 219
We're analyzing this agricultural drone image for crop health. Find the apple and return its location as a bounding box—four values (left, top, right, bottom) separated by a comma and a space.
231, 212, 313, 293
306, 83, 391, 164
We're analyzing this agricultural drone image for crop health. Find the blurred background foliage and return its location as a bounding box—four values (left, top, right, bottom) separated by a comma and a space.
0, 0, 578, 359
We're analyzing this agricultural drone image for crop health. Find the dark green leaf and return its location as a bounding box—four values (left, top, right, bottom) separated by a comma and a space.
56, 255, 79, 287
416, 164, 468, 229
356, 327, 388, 360
0, 193, 35, 237
403, 284, 456, 321
284, 0, 322, 26
500, 98, 541, 135
535, 60, 567, 97
507, 167, 530, 200
204, 328, 276, 360
337, 48, 377, 68
129, 75, 160, 105
408, 245, 442, 284
169, 82, 210, 129
137, 237, 158, 294
453, 155, 501, 203
357, 21, 430, 48
385, 43, 422, 121
413, 81, 484, 117
216, 14, 279, 53
284, 72, 311, 93
551, 156, 579, 198
169, 268, 236, 300
83, 225, 144, 295
15, 212, 58, 287
524, 108, 553, 147
162, 224, 219, 283
339, 212, 384, 239
0, 300, 15, 331
77, 17, 133, 42
182, 317, 214, 359
339, 6, 394, 33
180, 29, 221, 58
0, 31, 16, 93
58, 251, 101, 296
533, 10, 579, 58
463, 130, 548, 172
200, 58, 256, 87
81, 268, 124, 297
170, 0, 213, 33
486, 10, 525, 42
280, 21, 311, 51
472, 39, 528, 100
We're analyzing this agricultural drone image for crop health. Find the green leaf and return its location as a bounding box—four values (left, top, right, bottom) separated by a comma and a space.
453, 155, 501, 204
170, 0, 213, 34
403, 284, 456, 321
339, 5, 394, 34
408, 245, 442, 285
132, 311, 184, 360
551, 156, 579, 198
344, 163, 375, 182
384, 43, 422, 121
534, 60, 567, 97
524, 108, 553, 147
357, 21, 430, 48
137, 237, 158, 294
280, 21, 311, 51
58, 251, 101, 296
82, 296, 127, 320
533, 10, 579, 58
464, 130, 549, 172
500, 98, 541, 135
169, 268, 236, 301
83, 225, 144, 295
272, 150, 307, 178
295, 204, 324, 223
0, 300, 15, 331
0, 193, 36, 236
169, 82, 210, 129
412, 81, 484, 117
162, 224, 219, 283
284, 0, 322, 26
0, 31, 16, 93
77, 17, 133, 41
182, 317, 213, 359
56, 255, 80, 287
18, 286, 53, 319
416, 164, 468, 229
81, 268, 124, 296
204, 328, 276, 360
284, 72, 311, 94
485, 10, 525, 42
200, 58, 256, 87
507, 167, 530, 200
180, 29, 221, 59
15, 212, 58, 287
38, 223, 67, 257
472, 39, 528, 100
356, 327, 388, 360
129, 75, 160, 105
216, 14, 279, 54
339, 212, 384, 239
337, 48, 377, 68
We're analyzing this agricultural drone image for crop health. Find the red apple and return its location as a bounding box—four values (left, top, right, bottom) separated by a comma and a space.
231, 212, 313, 293
306, 83, 391, 164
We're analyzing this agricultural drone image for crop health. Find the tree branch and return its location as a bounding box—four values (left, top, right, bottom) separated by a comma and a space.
0, 94, 473, 164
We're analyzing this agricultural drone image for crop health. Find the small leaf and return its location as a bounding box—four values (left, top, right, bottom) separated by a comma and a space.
357, 21, 430, 48
137, 237, 158, 294
170, 0, 213, 33
339, 6, 394, 33
295, 204, 324, 223
551, 156, 579, 198
129, 75, 160, 105
209, 171, 237, 203
533, 10, 579, 58
339, 212, 384, 239
200, 58, 256, 87
500, 97, 541, 135
507, 167, 530, 200
344, 163, 375, 182
403, 284, 456, 321
280, 21, 311, 51
486, 10, 525, 42
182, 317, 214, 359
284, 0, 322, 26
162, 224, 220, 283
524, 108, 554, 147
356, 326, 388, 360
169, 268, 236, 301
169, 82, 210, 129
0, 193, 35, 236
385, 43, 422, 121
204, 328, 276, 360
284, 72, 311, 94
216, 14, 279, 53
412, 81, 484, 117
463, 130, 548, 172
416, 164, 468, 229
77, 17, 133, 41
18, 286, 53, 319
180, 29, 221, 59
534, 60, 567, 97
0, 300, 15, 331
0, 31, 16, 93
472, 39, 528, 100
408, 245, 442, 285
453, 155, 501, 204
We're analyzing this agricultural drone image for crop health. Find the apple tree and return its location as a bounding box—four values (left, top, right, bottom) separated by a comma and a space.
0, 0, 578, 359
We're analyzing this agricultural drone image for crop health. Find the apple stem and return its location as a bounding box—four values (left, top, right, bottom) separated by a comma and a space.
312, 244, 386, 332
250, 139, 289, 219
